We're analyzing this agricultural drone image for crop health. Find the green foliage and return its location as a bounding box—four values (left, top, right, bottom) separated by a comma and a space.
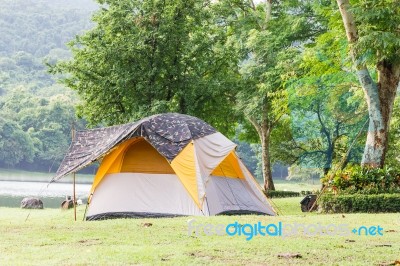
310, 0, 400, 167
285, 4, 368, 173
0, 0, 95, 92
351, 0, 400, 62
0, 0, 95, 57
319, 193, 400, 213
0, 118, 35, 167
218, 0, 321, 189
234, 137, 262, 181
287, 165, 322, 182
386, 96, 400, 168
0, 0, 94, 171
322, 164, 400, 194
0, 88, 83, 171
312, 0, 400, 65
264, 190, 301, 198
228, 0, 313, 124
287, 81, 367, 171
53, 0, 239, 134
268, 117, 299, 165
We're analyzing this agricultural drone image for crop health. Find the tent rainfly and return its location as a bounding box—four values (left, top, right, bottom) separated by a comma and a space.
53, 113, 276, 220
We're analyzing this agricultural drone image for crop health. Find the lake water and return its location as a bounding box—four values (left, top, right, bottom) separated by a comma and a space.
0, 180, 92, 208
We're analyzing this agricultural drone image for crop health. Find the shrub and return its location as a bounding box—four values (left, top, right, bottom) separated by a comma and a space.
319, 193, 400, 213
264, 190, 300, 198
321, 164, 400, 194
300, 190, 313, 196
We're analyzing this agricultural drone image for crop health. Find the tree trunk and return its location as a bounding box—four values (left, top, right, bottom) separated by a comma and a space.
374, 61, 400, 166
260, 123, 275, 191
323, 145, 333, 176
354, 57, 400, 168
357, 69, 386, 167
247, 115, 276, 191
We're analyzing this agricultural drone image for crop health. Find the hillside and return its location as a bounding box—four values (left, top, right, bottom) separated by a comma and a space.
0, 0, 96, 94
0, 0, 97, 171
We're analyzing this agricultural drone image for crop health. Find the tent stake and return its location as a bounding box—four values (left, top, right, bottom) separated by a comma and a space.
83, 200, 89, 221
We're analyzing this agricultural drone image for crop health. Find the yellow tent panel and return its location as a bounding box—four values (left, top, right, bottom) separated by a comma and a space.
90, 138, 139, 195
120, 139, 174, 174
211, 151, 245, 179
90, 138, 174, 196
170, 142, 200, 208
90, 138, 243, 207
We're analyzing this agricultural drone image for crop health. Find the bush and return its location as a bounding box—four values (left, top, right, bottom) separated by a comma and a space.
264, 190, 300, 198
319, 193, 400, 213
322, 164, 400, 194
300, 190, 313, 196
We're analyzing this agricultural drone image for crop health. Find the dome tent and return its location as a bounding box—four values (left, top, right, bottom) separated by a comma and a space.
53, 113, 276, 220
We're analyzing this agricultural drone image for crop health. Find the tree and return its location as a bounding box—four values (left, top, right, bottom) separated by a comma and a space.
287, 165, 322, 182
288, 82, 366, 175
283, 27, 369, 175
0, 88, 81, 171
220, 0, 320, 190
0, 118, 35, 167
0, 0, 97, 171
0, 0, 95, 93
335, 0, 400, 167
52, 0, 239, 133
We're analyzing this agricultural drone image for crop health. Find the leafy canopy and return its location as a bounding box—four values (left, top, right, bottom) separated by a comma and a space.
53, 0, 240, 134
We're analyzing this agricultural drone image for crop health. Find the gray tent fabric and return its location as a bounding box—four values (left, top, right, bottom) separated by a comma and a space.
52, 113, 216, 182
205, 175, 272, 215
86, 173, 207, 220
86, 173, 273, 220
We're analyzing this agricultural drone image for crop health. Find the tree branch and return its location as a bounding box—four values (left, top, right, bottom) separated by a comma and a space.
316, 102, 331, 146
265, 0, 272, 23
336, 0, 358, 43
336, 0, 380, 111
248, 0, 256, 11
247, 115, 262, 139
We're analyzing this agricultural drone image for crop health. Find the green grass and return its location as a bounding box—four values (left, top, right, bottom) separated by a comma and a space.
269, 197, 306, 215
1, 198, 399, 265
273, 179, 321, 193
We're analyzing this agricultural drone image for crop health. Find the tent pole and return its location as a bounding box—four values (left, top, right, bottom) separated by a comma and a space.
73, 172, 77, 221
71, 121, 77, 221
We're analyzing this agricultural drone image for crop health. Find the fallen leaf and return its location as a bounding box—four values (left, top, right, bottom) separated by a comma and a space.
378, 263, 394, 266
378, 262, 397, 266
142, 222, 153, 227
277, 253, 302, 259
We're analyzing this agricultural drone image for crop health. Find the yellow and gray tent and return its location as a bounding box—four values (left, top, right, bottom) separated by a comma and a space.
53, 113, 276, 220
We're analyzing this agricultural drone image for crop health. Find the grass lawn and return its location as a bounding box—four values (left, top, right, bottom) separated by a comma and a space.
273, 179, 321, 193
0, 198, 399, 265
